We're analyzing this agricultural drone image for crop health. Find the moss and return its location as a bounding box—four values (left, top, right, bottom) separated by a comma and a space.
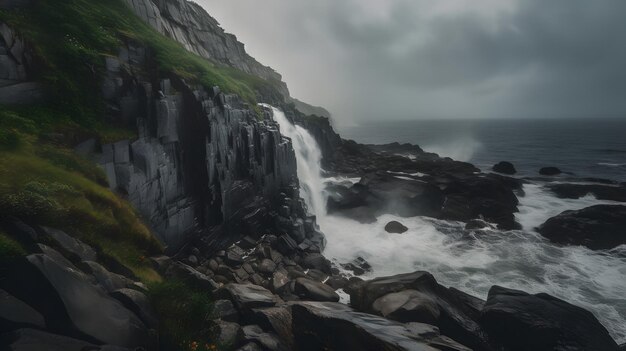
148, 280, 221, 351
0, 230, 27, 261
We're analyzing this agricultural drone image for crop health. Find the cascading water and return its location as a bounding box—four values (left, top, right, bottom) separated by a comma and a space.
265, 104, 626, 342
263, 105, 327, 217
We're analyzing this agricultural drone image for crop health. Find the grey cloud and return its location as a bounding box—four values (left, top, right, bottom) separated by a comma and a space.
197, 0, 626, 121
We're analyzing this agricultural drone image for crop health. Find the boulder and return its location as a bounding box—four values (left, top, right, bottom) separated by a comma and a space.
349, 271, 488, 350
0, 328, 131, 351
340, 256, 372, 276
300, 254, 332, 274
211, 299, 239, 323
110, 289, 158, 329
548, 183, 626, 202
537, 205, 626, 250
0, 254, 148, 348
480, 286, 618, 351
39, 227, 97, 262
293, 278, 340, 302
492, 161, 516, 175
291, 301, 471, 351
209, 320, 241, 346
539, 166, 561, 176
240, 325, 281, 351
82, 261, 134, 292
384, 221, 408, 234
164, 262, 219, 291
371, 290, 440, 324
250, 306, 293, 349
0, 289, 45, 332
215, 284, 279, 312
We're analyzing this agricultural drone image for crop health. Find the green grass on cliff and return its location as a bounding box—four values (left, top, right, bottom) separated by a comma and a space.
0, 0, 283, 132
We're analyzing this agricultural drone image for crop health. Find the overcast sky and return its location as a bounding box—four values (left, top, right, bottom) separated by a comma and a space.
197, 0, 626, 122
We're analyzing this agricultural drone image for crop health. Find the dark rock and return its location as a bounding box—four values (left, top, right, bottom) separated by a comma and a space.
209, 319, 241, 346
0, 328, 126, 351
0, 254, 148, 348
236, 342, 262, 351
301, 254, 332, 275
548, 183, 626, 202
186, 255, 198, 266
384, 221, 408, 234
149, 256, 172, 273
240, 325, 281, 351
250, 306, 293, 349
165, 262, 220, 291
215, 284, 278, 312
39, 226, 97, 262
340, 256, 372, 276
257, 259, 277, 275
304, 269, 328, 282
371, 290, 440, 324
480, 286, 618, 351
325, 276, 349, 290
349, 271, 488, 350
537, 205, 626, 250
0, 289, 45, 332
464, 219, 495, 230
492, 161, 516, 175
82, 261, 134, 293
110, 288, 158, 329
539, 166, 562, 176
211, 299, 239, 322
275, 236, 298, 255
291, 301, 471, 351
293, 278, 340, 302
271, 271, 289, 292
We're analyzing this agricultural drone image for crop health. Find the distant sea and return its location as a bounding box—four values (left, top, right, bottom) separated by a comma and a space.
337, 118, 626, 181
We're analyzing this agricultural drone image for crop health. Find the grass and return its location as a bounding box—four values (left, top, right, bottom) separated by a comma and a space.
0, 230, 27, 262
148, 280, 221, 351
0, 122, 162, 281
0, 0, 284, 133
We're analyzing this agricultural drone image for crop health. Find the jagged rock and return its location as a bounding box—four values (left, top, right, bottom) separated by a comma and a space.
384, 221, 408, 234
0, 254, 149, 348
293, 278, 340, 302
275, 236, 298, 255
165, 262, 219, 292
300, 254, 331, 274
240, 325, 281, 351
0, 289, 45, 332
537, 205, 626, 250
211, 300, 239, 323
186, 255, 198, 266
250, 306, 293, 349
210, 320, 241, 346
271, 271, 289, 292
464, 219, 494, 230
348, 271, 488, 350
539, 166, 562, 176
480, 286, 618, 351
325, 276, 349, 290
291, 301, 470, 351
304, 269, 328, 282
492, 161, 516, 175
548, 183, 626, 202
215, 284, 278, 312
0, 328, 131, 351
110, 289, 158, 329
39, 227, 97, 262
149, 255, 172, 273
257, 259, 277, 275
371, 290, 440, 324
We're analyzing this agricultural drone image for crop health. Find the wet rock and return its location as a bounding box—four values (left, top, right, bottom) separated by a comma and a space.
110, 288, 158, 329
537, 205, 626, 250
349, 271, 488, 350
539, 166, 562, 176
250, 306, 293, 348
215, 284, 278, 312
275, 236, 298, 255
384, 221, 408, 234
211, 299, 239, 322
301, 254, 332, 274
0, 254, 149, 348
293, 278, 340, 302
464, 219, 495, 230
210, 320, 241, 346
340, 256, 372, 276
0, 289, 45, 332
257, 259, 277, 275
305, 268, 328, 282
480, 285, 618, 351
372, 290, 440, 324
240, 325, 281, 350
548, 183, 626, 202
291, 301, 471, 351
271, 271, 289, 292
325, 276, 349, 290
492, 161, 516, 175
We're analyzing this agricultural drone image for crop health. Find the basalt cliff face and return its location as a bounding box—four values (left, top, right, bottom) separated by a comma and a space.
124, 0, 290, 99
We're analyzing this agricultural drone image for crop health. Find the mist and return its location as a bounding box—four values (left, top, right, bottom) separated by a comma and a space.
197, 0, 626, 123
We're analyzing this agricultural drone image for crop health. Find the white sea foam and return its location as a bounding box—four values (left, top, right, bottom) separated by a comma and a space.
423, 137, 482, 162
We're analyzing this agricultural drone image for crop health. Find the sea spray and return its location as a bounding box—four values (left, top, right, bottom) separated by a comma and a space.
262, 105, 327, 217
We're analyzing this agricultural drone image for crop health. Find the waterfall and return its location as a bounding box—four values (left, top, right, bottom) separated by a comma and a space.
262, 105, 326, 217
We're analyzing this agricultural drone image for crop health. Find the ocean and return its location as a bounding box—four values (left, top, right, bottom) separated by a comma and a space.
273, 111, 626, 343
336, 118, 626, 181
